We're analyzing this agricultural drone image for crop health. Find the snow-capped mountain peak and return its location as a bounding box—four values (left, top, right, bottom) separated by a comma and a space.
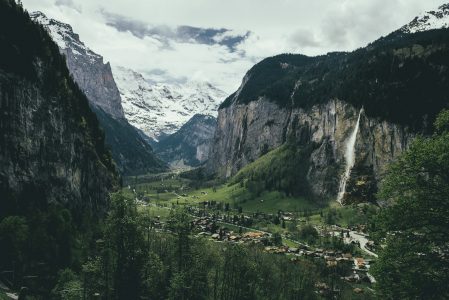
30, 11, 102, 62
31, 11, 125, 119
112, 66, 227, 140
401, 4, 449, 34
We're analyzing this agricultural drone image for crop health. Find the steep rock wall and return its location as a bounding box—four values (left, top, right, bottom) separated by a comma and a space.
155, 115, 217, 168
207, 98, 414, 202
0, 71, 118, 217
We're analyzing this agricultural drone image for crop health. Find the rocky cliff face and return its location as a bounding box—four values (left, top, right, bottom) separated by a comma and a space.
0, 2, 119, 216
0, 71, 118, 216
113, 66, 226, 140
155, 114, 216, 168
208, 98, 414, 202
207, 8, 449, 202
30, 12, 167, 175
31, 11, 125, 120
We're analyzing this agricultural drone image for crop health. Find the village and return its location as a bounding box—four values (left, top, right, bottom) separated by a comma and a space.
138, 193, 378, 291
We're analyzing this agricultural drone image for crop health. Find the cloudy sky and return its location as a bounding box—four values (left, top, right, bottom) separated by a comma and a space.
22, 0, 446, 93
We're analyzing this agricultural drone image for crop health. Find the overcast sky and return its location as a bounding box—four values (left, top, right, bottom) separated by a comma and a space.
21, 0, 447, 93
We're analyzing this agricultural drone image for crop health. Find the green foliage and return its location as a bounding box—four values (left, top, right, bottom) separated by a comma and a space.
168, 208, 192, 272
68, 192, 351, 300
0, 216, 28, 262
91, 106, 167, 176
434, 108, 449, 134
105, 193, 146, 299
141, 252, 167, 299
220, 54, 313, 108
324, 208, 338, 225
298, 224, 319, 244
271, 232, 283, 246
221, 29, 449, 131
232, 143, 315, 197
372, 110, 449, 299
51, 269, 82, 300
0, 204, 93, 296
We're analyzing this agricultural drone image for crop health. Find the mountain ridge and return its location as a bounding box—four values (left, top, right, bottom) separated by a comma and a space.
113, 65, 227, 140
154, 114, 217, 168
400, 3, 449, 34
208, 5, 449, 203
0, 2, 118, 217
31, 11, 125, 120
31, 11, 167, 175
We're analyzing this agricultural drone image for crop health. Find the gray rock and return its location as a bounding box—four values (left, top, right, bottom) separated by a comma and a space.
207, 98, 414, 202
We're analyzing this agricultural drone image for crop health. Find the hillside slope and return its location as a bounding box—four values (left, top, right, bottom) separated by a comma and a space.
209, 5, 449, 203
154, 114, 216, 168
31, 12, 166, 175
92, 106, 167, 175
0, 1, 118, 217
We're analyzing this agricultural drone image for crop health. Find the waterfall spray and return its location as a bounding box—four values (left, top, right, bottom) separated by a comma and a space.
337, 109, 363, 205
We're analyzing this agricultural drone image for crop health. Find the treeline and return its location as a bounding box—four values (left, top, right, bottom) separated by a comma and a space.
44, 194, 363, 300
221, 26, 449, 131
371, 110, 449, 299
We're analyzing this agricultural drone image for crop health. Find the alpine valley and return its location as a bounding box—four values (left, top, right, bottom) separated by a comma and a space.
1, 1, 449, 299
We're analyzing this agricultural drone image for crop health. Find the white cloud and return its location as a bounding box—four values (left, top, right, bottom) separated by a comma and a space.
21, 0, 447, 94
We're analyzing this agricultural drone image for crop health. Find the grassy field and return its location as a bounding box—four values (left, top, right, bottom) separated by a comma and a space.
138, 204, 172, 220
123, 174, 378, 229
127, 178, 325, 214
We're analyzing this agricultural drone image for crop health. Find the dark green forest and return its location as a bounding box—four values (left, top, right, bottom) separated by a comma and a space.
26, 194, 363, 300
92, 106, 167, 176
221, 28, 449, 131
1, 0, 449, 299
0, 0, 117, 296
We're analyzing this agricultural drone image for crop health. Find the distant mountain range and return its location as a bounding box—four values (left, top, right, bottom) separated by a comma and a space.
400, 3, 449, 33
154, 114, 217, 168
207, 3, 449, 204
31, 11, 167, 175
31, 11, 227, 170
112, 66, 226, 141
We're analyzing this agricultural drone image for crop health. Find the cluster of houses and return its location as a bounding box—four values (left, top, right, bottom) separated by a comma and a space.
193, 217, 271, 245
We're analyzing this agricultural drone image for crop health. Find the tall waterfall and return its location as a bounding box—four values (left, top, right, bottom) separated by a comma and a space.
337, 109, 363, 204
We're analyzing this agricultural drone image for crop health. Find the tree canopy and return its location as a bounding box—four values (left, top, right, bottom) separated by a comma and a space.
372, 109, 449, 299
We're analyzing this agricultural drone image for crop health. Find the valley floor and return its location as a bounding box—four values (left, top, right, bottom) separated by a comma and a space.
123, 171, 380, 298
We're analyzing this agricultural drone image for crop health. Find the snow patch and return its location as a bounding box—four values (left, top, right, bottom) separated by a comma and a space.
112, 66, 227, 140
401, 4, 449, 33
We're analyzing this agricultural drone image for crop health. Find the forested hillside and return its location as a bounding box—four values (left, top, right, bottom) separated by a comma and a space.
221, 29, 449, 131
0, 0, 118, 295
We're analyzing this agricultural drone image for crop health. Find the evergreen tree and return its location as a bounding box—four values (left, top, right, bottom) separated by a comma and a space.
372, 110, 449, 299
105, 193, 145, 299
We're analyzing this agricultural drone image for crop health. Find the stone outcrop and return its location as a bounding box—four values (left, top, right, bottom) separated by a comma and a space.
31, 11, 125, 120
207, 98, 414, 202
207, 13, 449, 203
155, 114, 217, 168
0, 70, 118, 217
31, 11, 167, 175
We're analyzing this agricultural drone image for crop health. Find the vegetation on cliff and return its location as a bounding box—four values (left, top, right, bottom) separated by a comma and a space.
372, 110, 449, 299
231, 143, 318, 198
0, 0, 118, 295
221, 29, 449, 131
